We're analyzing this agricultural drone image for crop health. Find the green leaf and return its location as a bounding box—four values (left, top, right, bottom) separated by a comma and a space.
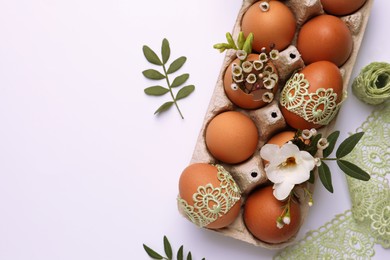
225, 32, 237, 49
176, 85, 195, 100
167, 56, 187, 74
143, 244, 164, 259
243, 33, 253, 55
142, 69, 166, 80
337, 160, 371, 181
318, 162, 333, 193
154, 101, 174, 115
307, 133, 322, 156
163, 236, 172, 259
237, 32, 245, 50
213, 43, 231, 53
143, 45, 162, 66
187, 252, 192, 260
336, 132, 364, 158
171, 73, 189, 88
323, 131, 340, 158
177, 246, 184, 260
144, 86, 169, 96
161, 39, 170, 65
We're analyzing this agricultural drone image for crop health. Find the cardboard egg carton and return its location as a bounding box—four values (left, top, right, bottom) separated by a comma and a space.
187, 0, 373, 249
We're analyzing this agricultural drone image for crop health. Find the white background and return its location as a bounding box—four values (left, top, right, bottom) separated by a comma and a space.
0, 0, 388, 259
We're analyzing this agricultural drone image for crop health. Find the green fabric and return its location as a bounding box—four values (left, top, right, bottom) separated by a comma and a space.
352, 62, 390, 105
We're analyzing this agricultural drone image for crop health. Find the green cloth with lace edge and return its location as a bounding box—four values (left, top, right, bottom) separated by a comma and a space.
352, 62, 390, 105
275, 101, 390, 259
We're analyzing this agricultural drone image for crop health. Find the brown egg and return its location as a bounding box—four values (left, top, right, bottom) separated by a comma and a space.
297, 14, 353, 66
321, 0, 367, 16
178, 163, 242, 229
241, 1, 296, 52
244, 185, 301, 244
205, 111, 258, 164
266, 131, 295, 146
223, 54, 279, 109
280, 61, 343, 130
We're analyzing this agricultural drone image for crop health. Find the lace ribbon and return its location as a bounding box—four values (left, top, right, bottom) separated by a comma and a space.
177, 164, 241, 228
280, 73, 345, 126
275, 101, 390, 259
352, 62, 390, 105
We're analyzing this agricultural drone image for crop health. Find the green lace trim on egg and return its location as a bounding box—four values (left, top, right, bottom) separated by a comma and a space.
178, 164, 241, 228
280, 72, 345, 126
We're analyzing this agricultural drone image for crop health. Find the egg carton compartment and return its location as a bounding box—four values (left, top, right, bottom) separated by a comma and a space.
183, 0, 374, 249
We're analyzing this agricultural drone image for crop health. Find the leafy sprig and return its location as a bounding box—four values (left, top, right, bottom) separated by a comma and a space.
291, 130, 370, 193
142, 39, 195, 119
143, 236, 205, 260
213, 32, 254, 55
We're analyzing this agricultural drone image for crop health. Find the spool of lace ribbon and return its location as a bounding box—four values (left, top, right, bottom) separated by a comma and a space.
352, 62, 390, 105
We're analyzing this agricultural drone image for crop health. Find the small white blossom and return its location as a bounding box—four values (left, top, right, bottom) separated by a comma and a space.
269, 49, 279, 60
242, 61, 253, 73
317, 138, 329, 150
308, 201, 313, 207
232, 63, 242, 76
310, 128, 317, 136
301, 129, 312, 140
283, 216, 291, 225
276, 219, 284, 229
315, 158, 322, 166
253, 60, 263, 71
259, 52, 268, 62
262, 92, 274, 103
236, 50, 247, 60
260, 143, 316, 200
246, 73, 257, 84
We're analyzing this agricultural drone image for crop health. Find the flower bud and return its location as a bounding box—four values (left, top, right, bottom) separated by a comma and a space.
276, 217, 285, 229
315, 158, 322, 166
283, 216, 291, 225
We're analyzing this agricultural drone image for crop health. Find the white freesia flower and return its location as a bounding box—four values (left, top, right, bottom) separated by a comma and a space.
260, 143, 316, 200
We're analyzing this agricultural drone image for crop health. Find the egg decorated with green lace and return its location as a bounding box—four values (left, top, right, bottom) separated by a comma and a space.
177, 163, 242, 229
280, 61, 344, 130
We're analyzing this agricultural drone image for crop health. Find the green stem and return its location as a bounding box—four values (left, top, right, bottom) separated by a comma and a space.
162, 64, 184, 119
321, 158, 338, 161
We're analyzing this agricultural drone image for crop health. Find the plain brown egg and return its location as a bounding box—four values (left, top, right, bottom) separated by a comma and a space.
297, 14, 353, 66
244, 185, 301, 244
205, 111, 258, 164
321, 0, 367, 16
266, 131, 295, 146
241, 1, 296, 52
280, 61, 343, 130
223, 54, 279, 109
178, 163, 242, 229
